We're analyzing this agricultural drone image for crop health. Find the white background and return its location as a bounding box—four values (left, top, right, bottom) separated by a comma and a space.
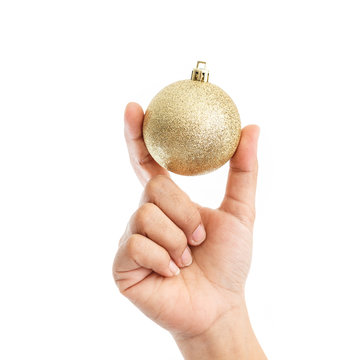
1, 0, 360, 359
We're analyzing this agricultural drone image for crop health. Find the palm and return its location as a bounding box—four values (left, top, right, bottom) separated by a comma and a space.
116, 102, 259, 340
123, 206, 252, 338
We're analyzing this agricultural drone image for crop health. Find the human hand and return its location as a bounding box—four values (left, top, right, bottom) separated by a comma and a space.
113, 103, 266, 360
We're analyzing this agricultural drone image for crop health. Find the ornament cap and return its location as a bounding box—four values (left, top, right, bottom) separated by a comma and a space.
191, 61, 209, 82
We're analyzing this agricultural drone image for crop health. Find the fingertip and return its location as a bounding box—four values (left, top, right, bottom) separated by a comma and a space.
124, 102, 144, 120
189, 223, 206, 246
124, 102, 144, 140
169, 259, 181, 276
230, 124, 260, 172
241, 125, 260, 143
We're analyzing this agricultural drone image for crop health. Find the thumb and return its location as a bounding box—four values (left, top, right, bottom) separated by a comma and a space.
220, 125, 260, 226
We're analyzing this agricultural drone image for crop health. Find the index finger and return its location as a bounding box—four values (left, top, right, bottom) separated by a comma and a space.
124, 102, 169, 186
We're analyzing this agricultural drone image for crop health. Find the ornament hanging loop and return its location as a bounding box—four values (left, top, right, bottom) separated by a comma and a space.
191, 61, 209, 82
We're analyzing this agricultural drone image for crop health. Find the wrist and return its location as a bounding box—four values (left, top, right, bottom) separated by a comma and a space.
173, 300, 266, 360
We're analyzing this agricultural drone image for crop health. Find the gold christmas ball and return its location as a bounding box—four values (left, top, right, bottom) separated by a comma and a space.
143, 61, 241, 176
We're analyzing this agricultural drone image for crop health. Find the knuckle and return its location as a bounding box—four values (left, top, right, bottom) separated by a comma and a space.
169, 191, 184, 205
127, 234, 142, 258
134, 203, 156, 228
183, 208, 200, 228
145, 175, 169, 197
239, 205, 256, 226
168, 231, 187, 253
112, 247, 129, 294
114, 274, 129, 294
112, 266, 125, 294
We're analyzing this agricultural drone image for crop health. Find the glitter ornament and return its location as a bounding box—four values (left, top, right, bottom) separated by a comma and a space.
143, 61, 241, 176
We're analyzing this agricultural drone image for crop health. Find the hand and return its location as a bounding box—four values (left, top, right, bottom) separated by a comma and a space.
113, 102, 266, 359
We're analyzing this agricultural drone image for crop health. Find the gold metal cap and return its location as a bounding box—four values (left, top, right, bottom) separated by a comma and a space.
191, 61, 209, 82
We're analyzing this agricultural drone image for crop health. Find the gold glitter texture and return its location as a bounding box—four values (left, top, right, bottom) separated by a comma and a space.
143, 79, 241, 176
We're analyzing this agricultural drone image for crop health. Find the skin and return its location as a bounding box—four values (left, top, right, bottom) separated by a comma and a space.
113, 102, 267, 360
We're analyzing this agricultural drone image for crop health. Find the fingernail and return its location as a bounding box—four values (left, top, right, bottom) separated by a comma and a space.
169, 259, 180, 276
191, 224, 206, 243
181, 247, 192, 267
